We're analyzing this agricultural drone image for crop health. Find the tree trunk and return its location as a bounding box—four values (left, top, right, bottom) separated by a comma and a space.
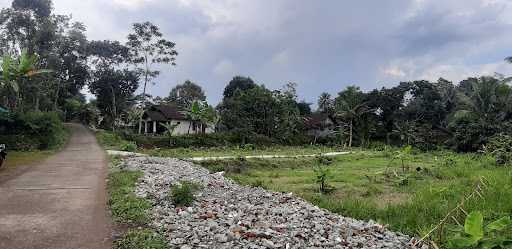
138, 54, 149, 134
54, 80, 61, 111
349, 119, 353, 148
111, 85, 117, 132
34, 92, 40, 112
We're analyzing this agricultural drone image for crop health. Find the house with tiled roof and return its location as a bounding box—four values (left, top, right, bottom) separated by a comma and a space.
141, 105, 214, 135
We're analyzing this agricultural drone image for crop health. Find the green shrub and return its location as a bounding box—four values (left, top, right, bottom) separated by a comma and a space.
0, 112, 66, 150
120, 142, 137, 152
96, 131, 126, 149
485, 134, 512, 166
169, 181, 201, 207
114, 229, 168, 249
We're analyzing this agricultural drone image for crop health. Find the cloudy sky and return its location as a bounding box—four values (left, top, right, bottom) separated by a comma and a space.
4, 0, 512, 105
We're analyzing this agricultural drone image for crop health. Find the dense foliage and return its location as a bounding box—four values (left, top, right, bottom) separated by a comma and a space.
315, 77, 512, 152
0, 111, 66, 150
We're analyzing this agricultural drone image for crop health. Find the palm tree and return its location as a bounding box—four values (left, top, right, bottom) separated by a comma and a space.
318, 92, 333, 113
186, 100, 219, 134
335, 86, 371, 147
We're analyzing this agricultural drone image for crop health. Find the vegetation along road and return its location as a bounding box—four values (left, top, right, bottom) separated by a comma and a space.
0, 124, 111, 249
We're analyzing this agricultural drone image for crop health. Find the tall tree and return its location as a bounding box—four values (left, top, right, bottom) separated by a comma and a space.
0, 1, 90, 112
318, 92, 334, 114
166, 80, 206, 109
88, 67, 139, 131
126, 22, 178, 133
218, 83, 301, 143
335, 86, 371, 147
88, 40, 139, 130
223, 76, 256, 99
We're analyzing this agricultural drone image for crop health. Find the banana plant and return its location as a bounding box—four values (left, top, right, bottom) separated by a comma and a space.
0, 50, 53, 109
161, 122, 179, 145
186, 100, 219, 134
448, 211, 512, 249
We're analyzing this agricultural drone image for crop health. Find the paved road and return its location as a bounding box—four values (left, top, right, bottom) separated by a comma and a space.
0, 124, 111, 249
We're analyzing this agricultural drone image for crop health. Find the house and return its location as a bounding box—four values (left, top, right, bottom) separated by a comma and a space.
141, 105, 214, 135
304, 113, 337, 139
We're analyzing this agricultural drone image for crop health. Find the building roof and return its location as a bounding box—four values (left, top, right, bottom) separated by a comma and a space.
304, 113, 335, 129
143, 105, 187, 121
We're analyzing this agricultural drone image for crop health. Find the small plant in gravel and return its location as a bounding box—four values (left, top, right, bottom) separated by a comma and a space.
120, 141, 137, 152
115, 229, 169, 249
170, 181, 202, 207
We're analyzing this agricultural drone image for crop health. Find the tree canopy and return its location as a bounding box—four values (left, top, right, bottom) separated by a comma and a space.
166, 80, 206, 109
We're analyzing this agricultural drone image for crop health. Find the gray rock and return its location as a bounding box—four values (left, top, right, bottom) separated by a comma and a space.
119, 156, 418, 249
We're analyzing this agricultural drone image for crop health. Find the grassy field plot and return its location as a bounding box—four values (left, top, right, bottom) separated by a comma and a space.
141, 145, 344, 159
199, 149, 512, 242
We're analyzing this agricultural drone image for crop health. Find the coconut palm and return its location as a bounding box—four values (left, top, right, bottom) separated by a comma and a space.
335, 86, 372, 147
318, 92, 333, 113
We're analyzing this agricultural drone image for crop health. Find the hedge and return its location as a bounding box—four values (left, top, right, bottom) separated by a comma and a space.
118, 131, 330, 149
0, 112, 67, 150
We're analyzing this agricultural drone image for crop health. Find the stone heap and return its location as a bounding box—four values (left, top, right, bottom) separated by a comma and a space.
120, 157, 418, 249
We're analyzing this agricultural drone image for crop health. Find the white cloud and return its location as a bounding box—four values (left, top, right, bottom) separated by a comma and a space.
111, 0, 155, 10
383, 67, 407, 78
5, 0, 512, 104
213, 59, 236, 78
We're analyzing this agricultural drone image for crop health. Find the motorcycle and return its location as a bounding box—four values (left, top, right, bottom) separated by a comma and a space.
0, 144, 6, 168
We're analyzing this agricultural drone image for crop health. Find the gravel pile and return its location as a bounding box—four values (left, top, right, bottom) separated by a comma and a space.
120, 156, 421, 249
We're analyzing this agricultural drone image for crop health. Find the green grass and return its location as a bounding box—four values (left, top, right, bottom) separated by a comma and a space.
108, 169, 151, 225
106, 156, 168, 248
141, 145, 345, 159
2, 150, 55, 169
114, 229, 168, 249
96, 130, 131, 150
1, 127, 70, 170
199, 149, 512, 244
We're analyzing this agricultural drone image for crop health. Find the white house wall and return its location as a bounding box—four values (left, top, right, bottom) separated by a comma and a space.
168, 120, 214, 136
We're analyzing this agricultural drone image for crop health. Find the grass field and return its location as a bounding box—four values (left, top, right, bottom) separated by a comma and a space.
2, 150, 55, 169
140, 145, 344, 159
198, 149, 512, 245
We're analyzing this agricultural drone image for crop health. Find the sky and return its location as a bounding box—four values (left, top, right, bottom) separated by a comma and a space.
4, 0, 512, 105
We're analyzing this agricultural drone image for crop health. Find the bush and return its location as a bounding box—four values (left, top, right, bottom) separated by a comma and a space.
0, 112, 66, 150
169, 181, 201, 207
96, 131, 126, 148
120, 142, 137, 152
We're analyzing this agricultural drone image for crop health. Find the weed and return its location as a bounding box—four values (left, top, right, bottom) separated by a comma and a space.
120, 141, 137, 152
169, 181, 202, 207
313, 163, 334, 194
114, 229, 168, 249
250, 179, 265, 188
